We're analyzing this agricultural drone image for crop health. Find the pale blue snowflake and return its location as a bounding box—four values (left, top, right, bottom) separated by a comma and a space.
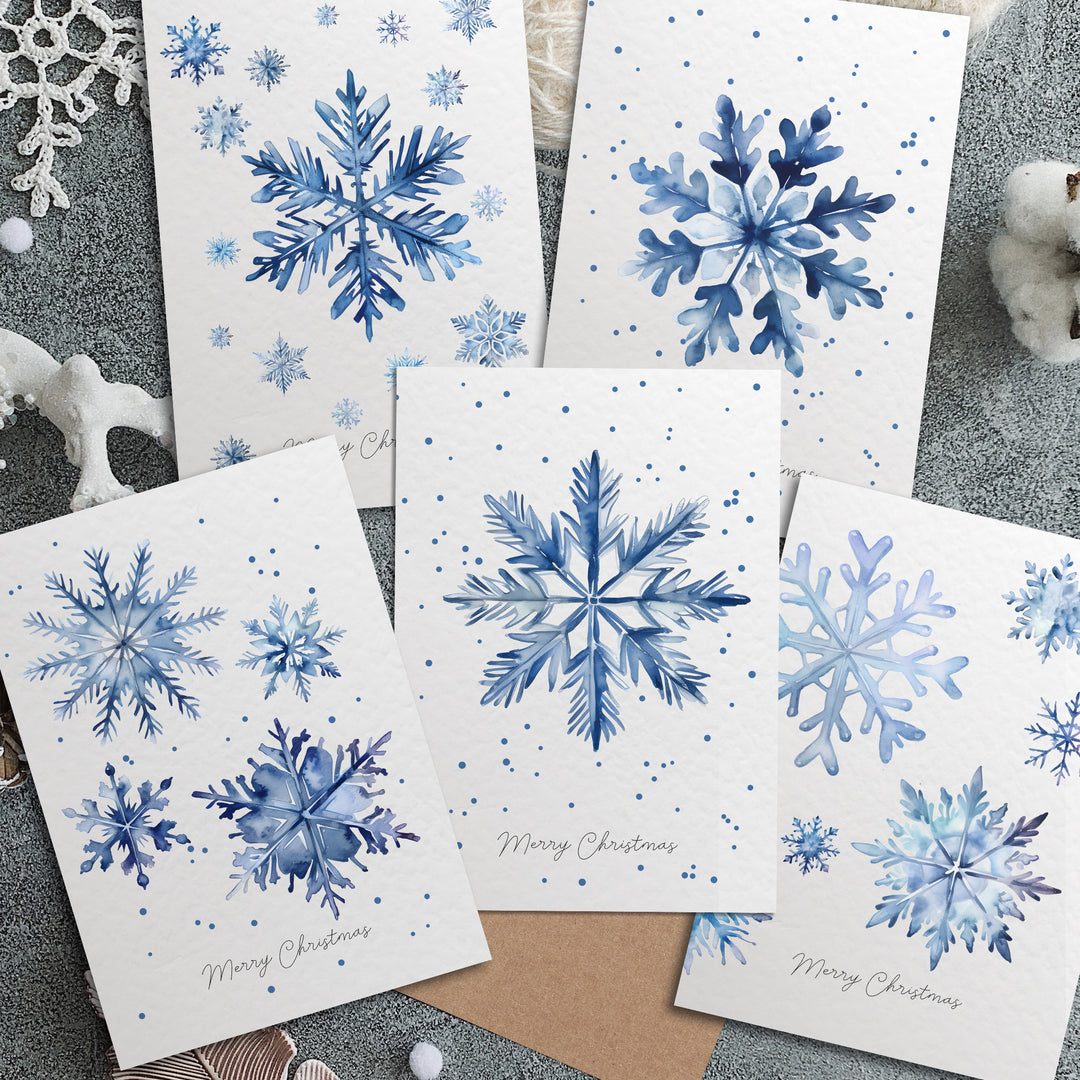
24, 544, 226, 740
193, 719, 419, 917
441, 0, 495, 42
239, 596, 345, 701
161, 16, 229, 84
315, 4, 339, 27
385, 351, 426, 392
1026, 695, 1080, 784
256, 334, 310, 394
209, 324, 233, 349
377, 11, 410, 45
211, 435, 255, 469
623, 96, 895, 374
684, 913, 772, 973
245, 46, 290, 92
782, 815, 839, 874
206, 234, 240, 267
452, 295, 528, 366
193, 98, 250, 156
63, 764, 189, 888
471, 185, 506, 221
780, 531, 968, 776
445, 451, 750, 750
244, 71, 478, 340
854, 767, 1060, 970
424, 66, 467, 110
331, 397, 363, 430
1004, 556, 1080, 662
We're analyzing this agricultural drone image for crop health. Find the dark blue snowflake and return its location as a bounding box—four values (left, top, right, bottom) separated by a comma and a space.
853, 767, 1060, 970
161, 16, 229, 85
194, 98, 250, 156
441, 0, 495, 42
193, 720, 419, 918
471, 185, 506, 221
622, 96, 895, 375
782, 815, 839, 874
452, 295, 528, 365
238, 596, 345, 701
206, 234, 240, 267
63, 764, 189, 889
1026, 695, 1080, 784
315, 4, 339, 28
445, 451, 750, 750
211, 435, 255, 468
385, 350, 426, 392
1004, 556, 1080, 662
780, 531, 968, 776
424, 66, 467, 111
24, 544, 226, 740
377, 11, 410, 45
256, 334, 309, 394
243, 71, 478, 340
331, 397, 363, 429
246, 46, 290, 92
684, 912, 772, 973
209, 324, 233, 349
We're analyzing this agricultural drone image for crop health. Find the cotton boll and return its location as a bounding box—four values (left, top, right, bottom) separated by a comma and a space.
0, 217, 33, 254
1000, 162, 1080, 249
409, 1041, 444, 1080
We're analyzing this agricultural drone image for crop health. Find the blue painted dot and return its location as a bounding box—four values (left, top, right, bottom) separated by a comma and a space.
374, 896, 382, 904
267, 986, 275, 994
458, 761, 466, 769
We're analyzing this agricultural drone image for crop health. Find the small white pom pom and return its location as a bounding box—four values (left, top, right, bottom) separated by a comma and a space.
0, 217, 33, 254
409, 1040, 443, 1080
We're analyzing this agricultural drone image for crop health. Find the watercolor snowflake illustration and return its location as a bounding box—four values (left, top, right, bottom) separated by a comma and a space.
445, 451, 750, 750
193, 98, 250, 156
853, 767, 1060, 970
24, 544, 226, 741
331, 397, 363, 430
238, 596, 345, 701
161, 16, 229, 84
206, 234, 240, 267
377, 11, 410, 45
452, 295, 528, 365
315, 4, 339, 28
211, 435, 255, 469
1025, 695, 1080, 784
245, 46, 290, 92
623, 96, 895, 374
244, 71, 477, 340
256, 334, 310, 394
209, 324, 233, 349
424, 66, 467, 111
782, 815, 839, 874
471, 185, 507, 222
442, 0, 495, 42
385, 351, 427, 391
779, 531, 968, 776
1004, 556, 1080, 662
684, 913, 772, 974
63, 764, 189, 888
193, 720, 419, 918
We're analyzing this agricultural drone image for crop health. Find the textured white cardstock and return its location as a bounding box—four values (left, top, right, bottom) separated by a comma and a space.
676, 476, 1078, 1080
395, 368, 780, 911
0, 441, 488, 1068
144, 0, 546, 508
545, 0, 967, 528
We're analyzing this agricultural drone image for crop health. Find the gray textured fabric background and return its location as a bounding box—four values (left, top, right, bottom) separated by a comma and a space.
3, 0, 1080, 1077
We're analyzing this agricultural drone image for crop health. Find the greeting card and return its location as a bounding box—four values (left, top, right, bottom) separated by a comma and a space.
143, 1, 546, 508
0, 440, 488, 1068
395, 368, 780, 911
545, 0, 967, 527
676, 476, 1079, 1080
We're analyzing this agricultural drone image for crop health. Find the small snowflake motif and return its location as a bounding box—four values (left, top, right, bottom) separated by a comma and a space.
206, 234, 240, 267
162, 15, 229, 85
441, 0, 495, 42
423, 66, 467, 110
315, 4, 339, 27
239, 596, 345, 700
452, 295, 529, 366
471, 185, 507, 221
256, 333, 310, 394
782, 815, 839, 874
684, 913, 772, 973
1004, 556, 1080, 662
193, 98, 250, 156
193, 720, 419, 917
377, 11, 410, 45
63, 764, 189, 889
245, 46, 289, 92
1026, 695, 1080, 784
331, 397, 363, 430
211, 435, 255, 469
385, 351, 427, 392
209, 325, 233, 349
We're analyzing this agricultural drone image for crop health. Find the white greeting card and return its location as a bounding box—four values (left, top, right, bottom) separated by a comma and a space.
394, 368, 780, 911
545, 0, 967, 528
144, 0, 546, 508
0, 440, 488, 1068
676, 476, 1079, 1080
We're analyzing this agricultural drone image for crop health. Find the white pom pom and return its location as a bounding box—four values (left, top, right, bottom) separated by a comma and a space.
0, 217, 33, 254
409, 1041, 444, 1080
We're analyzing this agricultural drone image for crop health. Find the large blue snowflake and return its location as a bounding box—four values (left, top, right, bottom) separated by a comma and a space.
853, 768, 1060, 970
445, 451, 750, 750
1004, 556, 1080, 662
424, 66, 467, 111
194, 98, 250, 156
246, 46, 290, 92
193, 720, 419, 918
782, 815, 839, 874
256, 334, 310, 394
161, 16, 229, 85
243, 71, 478, 341
239, 596, 345, 701
24, 544, 226, 740
684, 913, 772, 973
622, 96, 895, 375
211, 435, 255, 469
1025, 695, 1080, 784
451, 295, 528, 365
63, 764, 189, 888
779, 531, 968, 776
441, 0, 495, 42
